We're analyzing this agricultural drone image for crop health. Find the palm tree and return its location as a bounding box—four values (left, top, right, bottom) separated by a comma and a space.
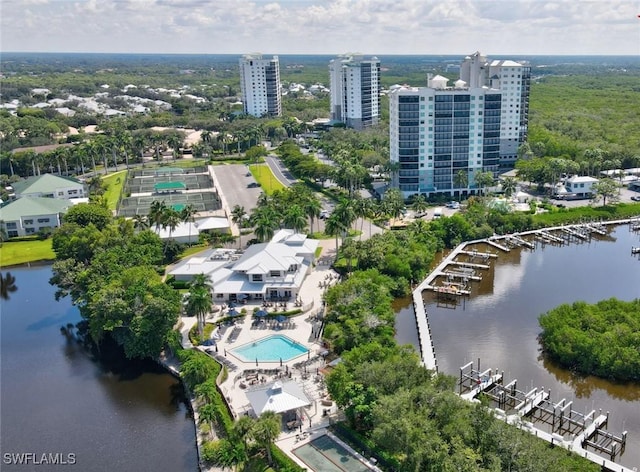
324, 213, 345, 255
352, 196, 370, 240
186, 273, 214, 338
132, 214, 149, 231
382, 188, 406, 221
163, 209, 181, 241
132, 134, 148, 167
92, 136, 110, 174
198, 403, 217, 440
454, 169, 468, 190
117, 130, 133, 170
86, 175, 104, 195
301, 195, 322, 235
83, 142, 98, 175
200, 130, 213, 158
501, 176, 517, 197
233, 415, 255, 452
474, 171, 495, 197
283, 204, 307, 233
151, 133, 165, 161
253, 215, 277, 243
230, 205, 247, 249
180, 203, 197, 245
148, 200, 168, 234
167, 134, 184, 161
332, 200, 356, 234
410, 194, 428, 216
213, 439, 246, 472
252, 411, 281, 466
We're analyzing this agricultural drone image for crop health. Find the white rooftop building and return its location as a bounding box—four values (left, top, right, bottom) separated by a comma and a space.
169, 229, 319, 303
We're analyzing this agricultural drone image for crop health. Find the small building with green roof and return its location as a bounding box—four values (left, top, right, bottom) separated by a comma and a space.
154, 181, 186, 194
0, 196, 74, 238
12, 174, 87, 200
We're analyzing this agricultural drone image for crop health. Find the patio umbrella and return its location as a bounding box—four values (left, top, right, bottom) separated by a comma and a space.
228, 308, 240, 317
201, 338, 216, 346
237, 294, 248, 300
255, 309, 268, 318
276, 315, 286, 323
228, 302, 237, 308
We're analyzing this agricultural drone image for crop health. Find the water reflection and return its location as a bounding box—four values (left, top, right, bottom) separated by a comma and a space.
2, 267, 198, 472
0, 271, 18, 300
541, 355, 640, 402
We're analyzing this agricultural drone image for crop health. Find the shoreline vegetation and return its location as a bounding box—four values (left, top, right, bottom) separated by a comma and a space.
539, 298, 640, 382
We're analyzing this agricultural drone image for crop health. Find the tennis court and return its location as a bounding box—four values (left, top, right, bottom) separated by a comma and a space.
126, 172, 213, 194
117, 191, 221, 217
293, 435, 371, 472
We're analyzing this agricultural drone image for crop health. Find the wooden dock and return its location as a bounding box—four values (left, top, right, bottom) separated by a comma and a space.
486, 239, 510, 252
460, 249, 498, 259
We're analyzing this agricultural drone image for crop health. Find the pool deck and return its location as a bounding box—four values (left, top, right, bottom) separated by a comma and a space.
178, 240, 354, 467
177, 240, 384, 470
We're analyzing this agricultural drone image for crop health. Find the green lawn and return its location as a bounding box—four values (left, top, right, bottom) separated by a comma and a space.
101, 170, 128, 210
0, 239, 55, 267
170, 159, 209, 168
248, 164, 286, 194
178, 244, 210, 259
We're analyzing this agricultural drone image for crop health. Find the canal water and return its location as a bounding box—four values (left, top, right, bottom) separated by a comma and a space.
395, 224, 640, 469
0, 266, 198, 471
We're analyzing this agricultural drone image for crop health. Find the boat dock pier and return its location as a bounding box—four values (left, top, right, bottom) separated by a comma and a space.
411, 287, 438, 372
459, 360, 631, 471
441, 267, 482, 281
505, 234, 536, 249
458, 360, 503, 401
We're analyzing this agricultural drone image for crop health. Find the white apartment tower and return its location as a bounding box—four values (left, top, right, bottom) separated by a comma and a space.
390, 52, 530, 198
329, 54, 381, 130
239, 54, 282, 117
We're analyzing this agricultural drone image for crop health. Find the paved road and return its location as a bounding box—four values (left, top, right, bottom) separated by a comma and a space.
265, 154, 297, 187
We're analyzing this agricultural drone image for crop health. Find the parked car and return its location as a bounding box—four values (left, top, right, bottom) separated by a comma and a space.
247, 182, 260, 188
631, 196, 640, 202
319, 210, 330, 219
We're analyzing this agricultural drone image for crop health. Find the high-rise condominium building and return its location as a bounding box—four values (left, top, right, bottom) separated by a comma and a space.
239, 54, 282, 117
390, 52, 530, 198
329, 54, 381, 130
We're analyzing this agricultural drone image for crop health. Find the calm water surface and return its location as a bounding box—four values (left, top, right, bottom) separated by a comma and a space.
395, 225, 640, 469
0, 266, 198, 471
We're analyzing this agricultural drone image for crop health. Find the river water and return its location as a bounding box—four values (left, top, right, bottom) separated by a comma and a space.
395, 224, 640, 469
0, 266, 198, 471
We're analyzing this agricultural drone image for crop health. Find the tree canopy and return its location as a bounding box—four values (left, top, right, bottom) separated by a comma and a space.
50, 215, 178, 359
539, 298, 640, 381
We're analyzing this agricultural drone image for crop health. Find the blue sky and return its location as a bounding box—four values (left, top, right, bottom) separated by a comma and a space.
2, 0, 640, 55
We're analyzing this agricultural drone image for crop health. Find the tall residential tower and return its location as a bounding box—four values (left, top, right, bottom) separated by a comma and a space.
239, 54, 282, 117
329, 54, 381, 130
389, 52, 530, 198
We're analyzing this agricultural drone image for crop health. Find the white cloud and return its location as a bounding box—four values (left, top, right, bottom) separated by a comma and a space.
1, 0, 638, 54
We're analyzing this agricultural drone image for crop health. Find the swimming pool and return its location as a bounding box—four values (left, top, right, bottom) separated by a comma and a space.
293, 435, 371, 472
231, 335, 308, 363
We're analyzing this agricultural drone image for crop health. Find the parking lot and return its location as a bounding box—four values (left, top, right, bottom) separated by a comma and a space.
211, 164, 263, 214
